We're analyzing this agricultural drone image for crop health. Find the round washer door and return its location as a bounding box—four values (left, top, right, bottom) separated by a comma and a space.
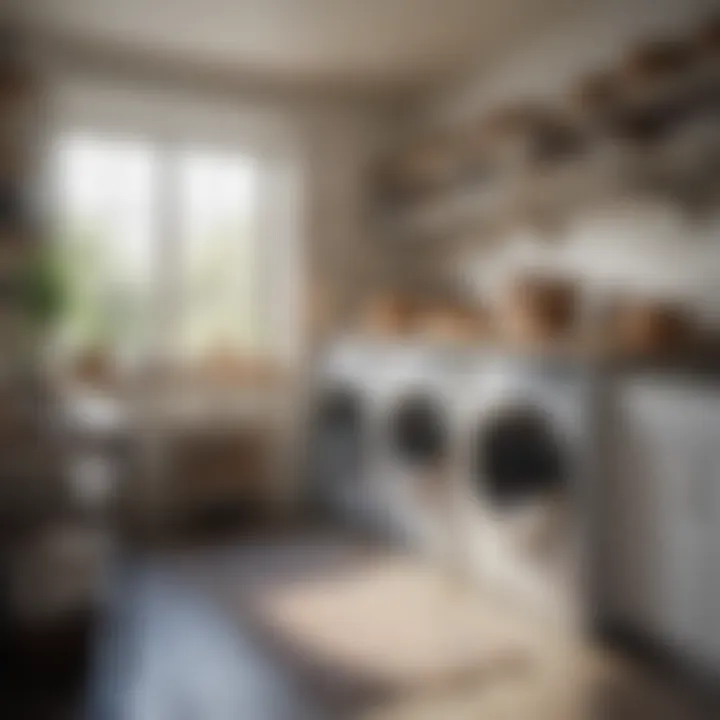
312, 385, 366, 497
387, 392, 450, 469
471, 402, 567, 508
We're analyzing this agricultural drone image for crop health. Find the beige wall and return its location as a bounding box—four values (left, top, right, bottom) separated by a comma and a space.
37, 40, 398, 516
40, 39, 398, 352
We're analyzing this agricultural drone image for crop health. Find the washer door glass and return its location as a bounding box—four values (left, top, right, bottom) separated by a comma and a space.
473, 405, 566, 507
314, 387, 364, 491
389, 393, 448, 468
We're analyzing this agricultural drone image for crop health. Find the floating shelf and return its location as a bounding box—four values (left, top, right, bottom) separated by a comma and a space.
373, 16, 720, 248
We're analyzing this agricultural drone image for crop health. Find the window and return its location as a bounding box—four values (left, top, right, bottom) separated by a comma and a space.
56, 135, 157, 365
53, 132, 297, 380
178, 151, 259, 363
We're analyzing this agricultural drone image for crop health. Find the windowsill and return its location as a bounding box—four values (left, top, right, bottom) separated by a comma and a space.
59, 375, 294, 438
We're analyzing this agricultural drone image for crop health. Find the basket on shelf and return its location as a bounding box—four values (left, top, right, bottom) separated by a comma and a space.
496, 276, 579, 346
599, 297, 696, 357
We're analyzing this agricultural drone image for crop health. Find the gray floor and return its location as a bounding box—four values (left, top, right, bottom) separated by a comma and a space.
85, 555, 330, 720
82, 536, 717, 720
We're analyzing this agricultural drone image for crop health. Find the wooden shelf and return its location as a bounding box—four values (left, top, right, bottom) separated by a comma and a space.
373, 17, 720, 248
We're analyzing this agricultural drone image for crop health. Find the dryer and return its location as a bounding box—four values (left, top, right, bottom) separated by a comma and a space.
452, 352, 596, 626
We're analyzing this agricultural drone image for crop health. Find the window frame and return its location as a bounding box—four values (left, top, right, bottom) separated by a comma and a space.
49, 86, 304, 379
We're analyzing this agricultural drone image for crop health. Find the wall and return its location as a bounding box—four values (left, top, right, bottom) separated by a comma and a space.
40, 41, 396, 353
411, 0, 720, 318
36, 40, 397, 518
420, 0, 718, 127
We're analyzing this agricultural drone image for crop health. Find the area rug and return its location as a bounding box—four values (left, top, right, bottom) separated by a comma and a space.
210, 535, 542, 709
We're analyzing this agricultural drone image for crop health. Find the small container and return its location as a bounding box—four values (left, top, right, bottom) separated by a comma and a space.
498, 276, 579, 345
693, 16, 720, 59
620, 39, 695, 93
602, 297, 695, 356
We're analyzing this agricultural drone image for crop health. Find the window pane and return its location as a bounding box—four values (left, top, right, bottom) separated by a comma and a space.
177, 151, 258, 364
55, 134, 156, 366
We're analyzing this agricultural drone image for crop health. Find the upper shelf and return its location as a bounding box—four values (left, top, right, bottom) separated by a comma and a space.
372, 17, 720, 244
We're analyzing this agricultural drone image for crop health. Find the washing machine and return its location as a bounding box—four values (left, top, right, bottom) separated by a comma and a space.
368, 343, 459, 556
452, 352, 597, 626
308, 338, 382, 528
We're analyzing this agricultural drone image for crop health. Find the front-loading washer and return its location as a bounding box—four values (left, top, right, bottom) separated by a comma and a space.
307, 338, 385, 528
452, 352, 597, 626
368, 342, 459, 557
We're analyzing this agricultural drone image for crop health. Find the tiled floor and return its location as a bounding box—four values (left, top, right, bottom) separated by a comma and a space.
83, 532, 716, 720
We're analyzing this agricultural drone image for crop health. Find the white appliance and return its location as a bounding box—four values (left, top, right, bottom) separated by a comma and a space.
606, 375, 720, 672
368, 343, 457, 555
309, 339, 382, 527
311, 341, 597, 627
451, 352, 596, 626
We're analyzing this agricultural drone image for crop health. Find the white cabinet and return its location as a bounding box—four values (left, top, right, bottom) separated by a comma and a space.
694, 399, 720, 668
609, 378, 720, 670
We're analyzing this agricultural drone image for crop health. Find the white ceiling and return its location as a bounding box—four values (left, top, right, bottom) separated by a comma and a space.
22, 0, 578, 95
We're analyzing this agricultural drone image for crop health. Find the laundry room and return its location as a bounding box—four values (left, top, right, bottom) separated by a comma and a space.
312, 0, 720, 713
2, 0, 720, 718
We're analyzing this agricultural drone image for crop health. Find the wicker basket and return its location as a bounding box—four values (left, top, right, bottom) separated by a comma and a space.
601, 298, 695, 356
497, 276, 578, 345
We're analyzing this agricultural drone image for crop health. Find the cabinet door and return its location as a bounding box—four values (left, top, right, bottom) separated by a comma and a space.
652, 409, 704, 658
611, 381, 703, 651
693, 398, 720, 669
609, 383, 664, 632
